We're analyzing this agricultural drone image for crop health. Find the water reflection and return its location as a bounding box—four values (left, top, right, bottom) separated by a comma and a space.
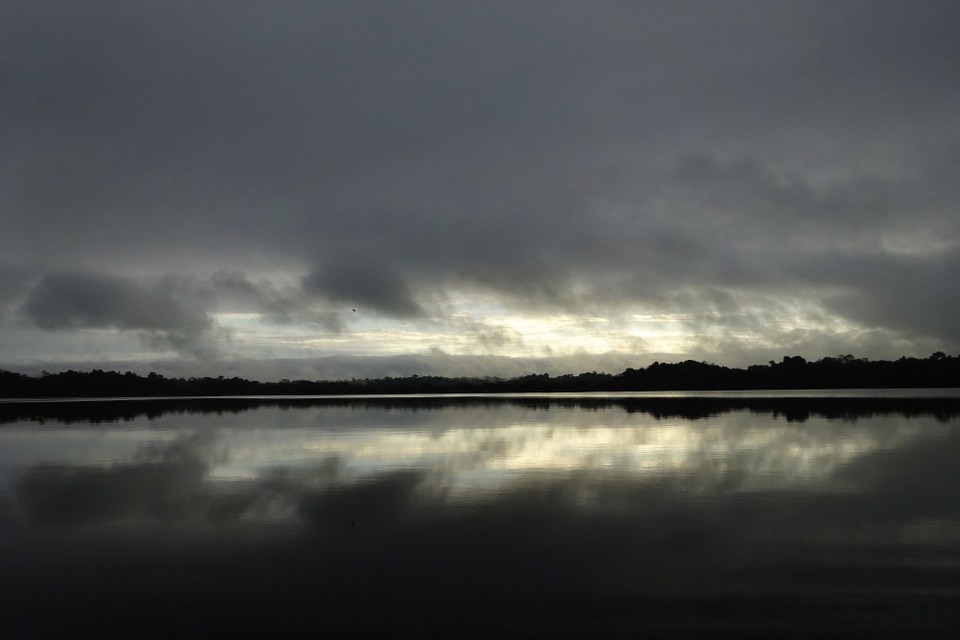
1, 410, 952, 520
2, 397, 960, 636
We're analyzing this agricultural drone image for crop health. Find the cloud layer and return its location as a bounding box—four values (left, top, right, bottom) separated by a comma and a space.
2, 1, 958, 372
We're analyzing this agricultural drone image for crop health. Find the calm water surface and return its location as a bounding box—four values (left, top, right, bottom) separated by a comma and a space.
2, 393, 960, 637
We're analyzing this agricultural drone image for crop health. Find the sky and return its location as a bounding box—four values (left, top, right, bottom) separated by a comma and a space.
1, 1, 959, 380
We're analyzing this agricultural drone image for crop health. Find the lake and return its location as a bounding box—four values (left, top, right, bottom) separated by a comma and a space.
2, 392, 960, 637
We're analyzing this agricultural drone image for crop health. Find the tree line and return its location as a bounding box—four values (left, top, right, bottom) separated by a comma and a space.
1, 352, 959, 398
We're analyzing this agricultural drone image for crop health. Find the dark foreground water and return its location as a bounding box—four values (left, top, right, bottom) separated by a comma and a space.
2, 392, 960, 637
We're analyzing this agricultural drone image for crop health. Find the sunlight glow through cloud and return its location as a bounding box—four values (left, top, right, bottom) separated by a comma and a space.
209, 294, 871, 367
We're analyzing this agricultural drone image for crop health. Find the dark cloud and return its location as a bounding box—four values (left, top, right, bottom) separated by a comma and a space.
811, 249, 960, 343
0, 263, 35, 310
1, 1, 959, 368
303, 262, 424, 318
21, 272, 219, 358
15, 269, 359, 359
206, 270, 347, 333
205, 270, 336, 328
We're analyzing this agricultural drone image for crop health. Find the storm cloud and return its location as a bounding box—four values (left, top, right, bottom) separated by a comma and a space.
1, 1, 958, 373
303, 262, 424, 318
21, 272, 219, 358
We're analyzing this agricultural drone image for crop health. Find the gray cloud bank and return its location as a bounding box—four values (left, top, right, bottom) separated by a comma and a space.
21, 272, 218, 358
1, 1, 958, 370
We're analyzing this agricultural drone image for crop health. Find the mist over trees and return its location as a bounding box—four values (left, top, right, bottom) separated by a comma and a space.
2, 353, 959, 398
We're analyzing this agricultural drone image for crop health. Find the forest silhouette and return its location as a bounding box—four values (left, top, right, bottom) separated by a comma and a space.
2, 353, 958, 398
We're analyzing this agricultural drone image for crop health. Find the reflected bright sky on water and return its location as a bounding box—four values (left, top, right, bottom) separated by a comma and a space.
1, 399, 957, 525
3, 397, 960, 636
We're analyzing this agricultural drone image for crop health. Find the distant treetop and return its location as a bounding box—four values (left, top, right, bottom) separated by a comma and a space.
2, 353, 958, 398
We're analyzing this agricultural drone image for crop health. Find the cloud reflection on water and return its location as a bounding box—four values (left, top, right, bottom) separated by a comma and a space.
3, 400, 960, 636
0, 403, 955, 531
